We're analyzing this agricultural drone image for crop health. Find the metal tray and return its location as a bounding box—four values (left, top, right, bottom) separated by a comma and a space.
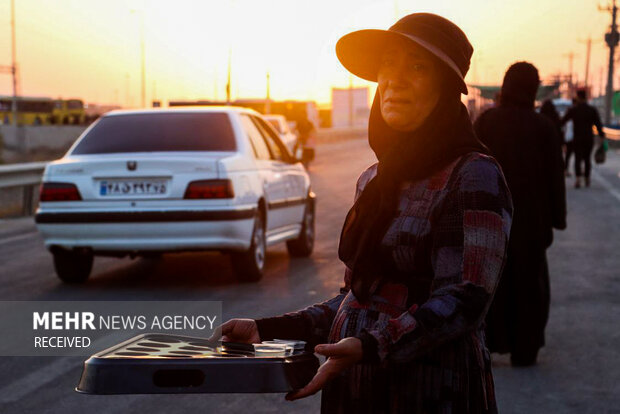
76, 333, 319, 394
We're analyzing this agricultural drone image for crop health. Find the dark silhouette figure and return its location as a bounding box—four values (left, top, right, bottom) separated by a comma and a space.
294, 114, 316, 165
561, 89, 605, 187
540, 99, 568, 173
540, 100, 563, 144
562, 98, 578, 176
474, 62, 566, 366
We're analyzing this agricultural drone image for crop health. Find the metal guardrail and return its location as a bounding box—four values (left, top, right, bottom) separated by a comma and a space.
0, 162, 48, 188
0, 161, 47, 216
0, 127, 615, 218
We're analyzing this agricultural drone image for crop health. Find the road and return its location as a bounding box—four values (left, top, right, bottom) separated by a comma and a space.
0, 138, 619, 413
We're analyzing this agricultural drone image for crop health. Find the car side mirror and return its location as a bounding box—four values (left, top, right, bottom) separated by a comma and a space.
292, 147, 304, 163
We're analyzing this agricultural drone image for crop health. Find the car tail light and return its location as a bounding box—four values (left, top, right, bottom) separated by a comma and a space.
184, 179, 234, 199
39, 182, 82, 202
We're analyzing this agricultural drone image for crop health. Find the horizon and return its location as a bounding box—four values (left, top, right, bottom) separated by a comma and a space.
0, 0, 613, 107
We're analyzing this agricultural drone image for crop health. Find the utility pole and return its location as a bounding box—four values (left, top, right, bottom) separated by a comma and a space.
226, 48, 232, 105
10, 0, 18, 127
600, 0, 619, 125
581, 37, 592, 91
580, 37, 602, 94
1, 0, 20, 127
563, 51, 576, 94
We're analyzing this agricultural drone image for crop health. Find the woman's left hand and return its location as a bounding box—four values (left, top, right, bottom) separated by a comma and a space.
285, 337, 363, 401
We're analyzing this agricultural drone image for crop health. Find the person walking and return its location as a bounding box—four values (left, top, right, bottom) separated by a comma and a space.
561, 89, 605, 187
563, 98, 577, 176
474, 62, 566, 366
293, 113, 316, 166
215, 13, 513, 413
540, 99, 564, 147
540, 99, 570, 174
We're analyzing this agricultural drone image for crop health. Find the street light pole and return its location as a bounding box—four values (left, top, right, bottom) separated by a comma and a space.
584, 37, 592, 91
10, 0, 18, 127
226, 47, 231, 105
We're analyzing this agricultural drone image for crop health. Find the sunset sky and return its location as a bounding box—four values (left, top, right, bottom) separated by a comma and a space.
0, 0, 614, 107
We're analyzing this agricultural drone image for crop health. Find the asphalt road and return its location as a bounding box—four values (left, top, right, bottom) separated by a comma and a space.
0, 138, 619, 413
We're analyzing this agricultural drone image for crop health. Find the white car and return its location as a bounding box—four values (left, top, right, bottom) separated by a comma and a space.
35, 107, 315, 283
263, 114, 298, 154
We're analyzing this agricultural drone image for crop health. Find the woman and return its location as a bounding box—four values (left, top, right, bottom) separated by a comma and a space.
540, 99, 570, 175
564, 99, 577, 176
216, 13, 512, 413
475, 63, 566, 366
540, 100, 563, 144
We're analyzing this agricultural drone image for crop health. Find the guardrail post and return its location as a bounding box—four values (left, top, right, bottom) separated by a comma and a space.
22, 184, 34, 216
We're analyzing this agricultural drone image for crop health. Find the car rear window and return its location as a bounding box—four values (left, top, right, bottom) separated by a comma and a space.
266, 119, 283, 133
72, 112, 236, 154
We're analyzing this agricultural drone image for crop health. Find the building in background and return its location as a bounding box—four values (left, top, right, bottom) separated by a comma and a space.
331, 87, 369, 128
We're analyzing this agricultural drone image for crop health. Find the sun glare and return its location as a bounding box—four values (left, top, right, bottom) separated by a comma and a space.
0, 0, 613, 106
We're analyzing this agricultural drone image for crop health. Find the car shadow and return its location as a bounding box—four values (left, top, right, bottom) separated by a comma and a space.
37, 248, 318, 299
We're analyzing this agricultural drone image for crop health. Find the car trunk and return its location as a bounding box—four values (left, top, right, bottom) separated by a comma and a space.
46, 152, 227, 201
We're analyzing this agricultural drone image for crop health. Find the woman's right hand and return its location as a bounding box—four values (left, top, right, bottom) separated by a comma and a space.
210, 318, 260, 344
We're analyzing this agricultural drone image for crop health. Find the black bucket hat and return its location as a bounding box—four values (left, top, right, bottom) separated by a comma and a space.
336, 13, 473, 95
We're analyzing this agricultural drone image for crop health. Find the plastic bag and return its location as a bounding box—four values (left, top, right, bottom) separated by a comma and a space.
594, 139, 608, 164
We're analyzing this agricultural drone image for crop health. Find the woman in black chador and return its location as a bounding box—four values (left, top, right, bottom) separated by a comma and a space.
216, 13, 513, 413
474, 62, 566, 366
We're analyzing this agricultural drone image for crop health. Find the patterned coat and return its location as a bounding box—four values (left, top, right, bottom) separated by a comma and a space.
256, 152, 513, 414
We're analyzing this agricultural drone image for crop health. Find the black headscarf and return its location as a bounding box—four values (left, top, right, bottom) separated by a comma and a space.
499, 61, 540, 109
338, 80, 489, 303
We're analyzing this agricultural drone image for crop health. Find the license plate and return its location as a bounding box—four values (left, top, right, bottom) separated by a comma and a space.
99, 180, 167, 196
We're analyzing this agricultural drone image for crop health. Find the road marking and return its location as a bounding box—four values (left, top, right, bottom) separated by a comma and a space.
592, 170, 620, 203
0, 357, 79, 403
0, 231, 37, 246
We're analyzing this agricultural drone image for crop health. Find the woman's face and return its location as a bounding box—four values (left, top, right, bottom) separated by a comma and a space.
377, 39, 442, 131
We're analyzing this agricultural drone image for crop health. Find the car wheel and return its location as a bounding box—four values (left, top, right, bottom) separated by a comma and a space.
286, 199, 315, 257
231, 211, 266, 282
141, 252, 163, 259
52, 249, 93, 283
